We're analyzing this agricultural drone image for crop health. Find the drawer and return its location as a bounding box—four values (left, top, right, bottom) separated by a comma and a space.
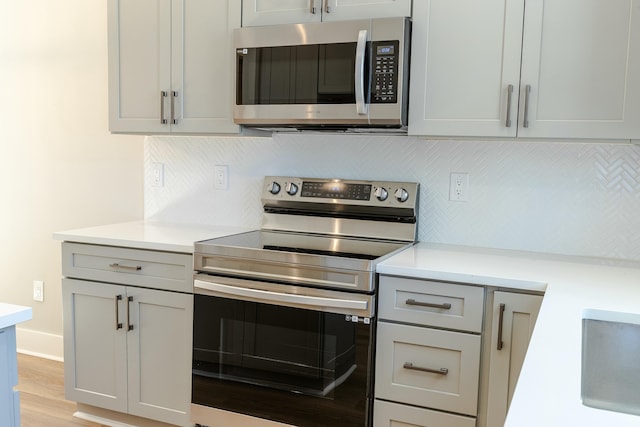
62, 242, 193, 293
375, 322, 481, 416
374, 399, 476, 427
379, 276, 484, 332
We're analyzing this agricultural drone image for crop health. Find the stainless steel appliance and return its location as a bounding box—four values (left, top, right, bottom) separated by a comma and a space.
233, 18, 411, 130
191, 176, 419, 427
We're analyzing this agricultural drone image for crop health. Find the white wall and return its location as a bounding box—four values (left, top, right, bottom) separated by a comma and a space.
145, 134, 640, 262
0, 0, 143, 359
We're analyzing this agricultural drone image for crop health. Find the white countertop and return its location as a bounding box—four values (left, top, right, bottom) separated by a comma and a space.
377, 243, 640, 427
0, 303, 32, 330
53, 220, 252, 253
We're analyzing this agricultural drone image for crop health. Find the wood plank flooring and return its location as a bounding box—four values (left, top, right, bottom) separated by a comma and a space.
17, 353, 103, 427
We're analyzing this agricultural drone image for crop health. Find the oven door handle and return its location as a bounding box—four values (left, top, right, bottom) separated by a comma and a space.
194, 279, 368, 311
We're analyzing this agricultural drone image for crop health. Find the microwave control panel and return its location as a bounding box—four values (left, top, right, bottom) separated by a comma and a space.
371, 41, 399, 104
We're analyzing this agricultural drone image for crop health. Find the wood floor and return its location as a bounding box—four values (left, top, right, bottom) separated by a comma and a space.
17, 353, 103, 427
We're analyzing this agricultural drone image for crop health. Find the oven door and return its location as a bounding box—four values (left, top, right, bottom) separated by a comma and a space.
192, 275, 375, 427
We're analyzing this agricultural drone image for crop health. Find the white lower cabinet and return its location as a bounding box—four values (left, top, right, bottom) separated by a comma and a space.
61, 243, 194, 427
374, 400, 476, 427
483, 291, 542, 427
375, 276, 543, 427
375, 276, 484, 425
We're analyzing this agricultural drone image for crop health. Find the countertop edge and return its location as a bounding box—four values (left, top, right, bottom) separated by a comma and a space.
0, 304, 33, 330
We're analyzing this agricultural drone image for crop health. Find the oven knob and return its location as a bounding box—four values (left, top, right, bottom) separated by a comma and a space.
395, 188, 409, 203
374, 186, 388, 201
285, 182, 299, 196
268, 181, 281, 194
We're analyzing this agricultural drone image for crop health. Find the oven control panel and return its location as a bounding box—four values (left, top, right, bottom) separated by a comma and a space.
263, 176, 419, 208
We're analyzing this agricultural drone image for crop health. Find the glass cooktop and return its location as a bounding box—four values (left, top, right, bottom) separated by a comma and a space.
195, 230, 409, 262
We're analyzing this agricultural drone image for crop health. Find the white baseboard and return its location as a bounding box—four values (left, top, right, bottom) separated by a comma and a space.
16, 327, 64, 361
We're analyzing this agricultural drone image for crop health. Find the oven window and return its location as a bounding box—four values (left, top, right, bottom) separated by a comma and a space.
192, 294, 373, 427
236, 43, 363, 105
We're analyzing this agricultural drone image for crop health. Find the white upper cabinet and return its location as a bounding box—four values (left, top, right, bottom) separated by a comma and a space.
108, 0, 240, 134
518, 0, 640, 139
241, 0, 411, 26
409, 0, 640, 140
408, 0, 524, 138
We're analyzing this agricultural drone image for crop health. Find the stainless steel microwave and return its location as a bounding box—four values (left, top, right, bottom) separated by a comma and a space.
233, 17, 410, 130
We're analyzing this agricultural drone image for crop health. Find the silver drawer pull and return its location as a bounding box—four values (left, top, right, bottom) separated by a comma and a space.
127, 296, 134, 331
403, 362, 448, 375
497, 303, 506, 350
406, 298, 452, 310
115, 294, 123, 330
505, 84, 514, 127
160, 90, 168, 124
109, 263, 142, 272
523, 84, 531, 128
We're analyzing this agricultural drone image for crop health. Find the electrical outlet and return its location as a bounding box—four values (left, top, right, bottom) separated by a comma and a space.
33, 280, 44, 302
152, 162, 164, 187
449, 173, 469, 201
214, 165, 229, 190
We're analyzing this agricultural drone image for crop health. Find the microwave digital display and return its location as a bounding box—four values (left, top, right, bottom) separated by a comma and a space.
377, 45, 394, 55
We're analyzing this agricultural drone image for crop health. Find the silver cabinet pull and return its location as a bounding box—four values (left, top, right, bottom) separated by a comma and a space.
406, 298, 452, 310
506, 84, 514, 127
127, 296, 134, 331
523, 84, 531, 128
109, 263, 142, 272
171, 91, 178, 125
403, 362, 448, 375
160, 91, 168, 124
115, 294, 123, 330
497, 303, 506, 350
355, 29, 369, 115
324, 0, 331, 13
310, 0, 316, 14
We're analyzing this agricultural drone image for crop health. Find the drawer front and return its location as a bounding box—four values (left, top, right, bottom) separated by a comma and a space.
374, 400, 476, 427
375, 322, 481, 416
62, 242, 193, 293
379, 276, 484, 332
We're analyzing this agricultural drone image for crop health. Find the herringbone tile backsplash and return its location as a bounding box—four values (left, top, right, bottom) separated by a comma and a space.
145, 134, 640, 262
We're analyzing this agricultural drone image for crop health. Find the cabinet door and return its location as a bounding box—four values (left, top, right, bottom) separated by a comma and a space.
126, 287, 194, 426
62, 279, 128, 412
108, 0, 172, 133
519, 0, 640, 139
408, 0, 525, 137
485, 291, 542, 427
322, 0, 412, 22
242, 0, 321, 26
171, 0, 240, 133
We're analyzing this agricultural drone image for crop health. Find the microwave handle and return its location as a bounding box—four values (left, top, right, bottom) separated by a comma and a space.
355, 29, 369, 115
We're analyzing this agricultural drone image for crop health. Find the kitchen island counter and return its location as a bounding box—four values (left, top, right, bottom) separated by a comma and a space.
377, 242, 640, 427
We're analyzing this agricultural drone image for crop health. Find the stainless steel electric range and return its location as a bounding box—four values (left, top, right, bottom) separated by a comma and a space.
191, 176, 419, 427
